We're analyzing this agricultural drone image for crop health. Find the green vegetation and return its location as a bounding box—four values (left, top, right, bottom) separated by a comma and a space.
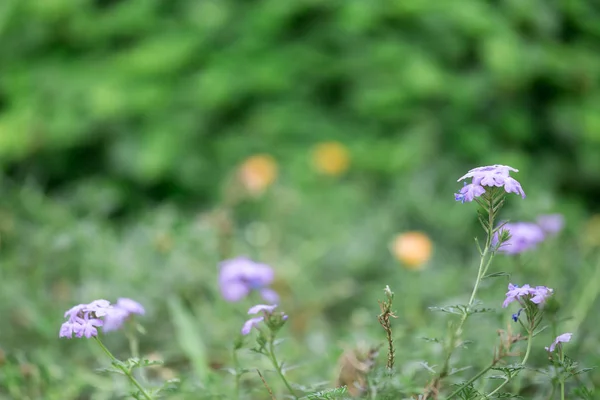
1, 1, 599, 399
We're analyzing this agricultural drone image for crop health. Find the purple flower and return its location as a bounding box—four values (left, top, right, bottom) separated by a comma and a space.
248, 304, 278, 314
530, 286, 554, 304
502, 283, 554, 308
493, 222, 545, 254
455, 183, 486, 203
536, 214, 565, 235
60, 300, 114, 339
241, 317, 265, 335
455, 164, 525, 202
219, 257, 279, 303
503, 283, 534, 308
103, 298, 146, 332
545, 333, 573, 352
240, 304, 287, 335
59, 298, 145, 338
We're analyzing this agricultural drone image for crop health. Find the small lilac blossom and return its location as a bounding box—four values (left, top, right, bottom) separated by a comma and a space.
545, 333, 573, 352
241, 317, 264, 335
240, 304, 288, 335
248, 304, 278, 314
503, 284, 534, 308
219, 257, 279, 303
103, 298, 146, 332
502, 283, 554, 308
455, 164, 525, 202
530, 286, 554, 304
60, 300, 116, 339
493, 222, 545, 254
536, 214, 565, 235
455, 182, 486, 203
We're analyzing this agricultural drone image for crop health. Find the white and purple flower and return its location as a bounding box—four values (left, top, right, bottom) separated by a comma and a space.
59, 298, 145, 339
502, 283, 554, 308
241, 304, 287, 335
455, 164, 525, 203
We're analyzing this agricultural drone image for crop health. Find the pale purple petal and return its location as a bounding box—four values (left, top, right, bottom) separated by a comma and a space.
64, 304, 86, 320
455, 183, 486, 203
116, 298, 145, 315
530, 286, 553, 304
537, 214, 564, 234
59, 322, 75, 338
495, 223, 545, 255
260, 288, 280, 303
248, 304, 278, 315
221, 282, 251, 302
503, 177, 526, 198
545, 333, 572, 352
102, 308, 129, 332
241, 317, 264, 335
86, 299, 113, 317
218, 257, 278, 302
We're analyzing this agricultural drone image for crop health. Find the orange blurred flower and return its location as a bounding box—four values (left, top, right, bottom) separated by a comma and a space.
390, 231, 432, 270
312, 141, 350, 176
238, 154, 278, 196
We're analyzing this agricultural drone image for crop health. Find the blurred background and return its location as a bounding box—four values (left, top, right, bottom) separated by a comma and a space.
1, 0, 600, 399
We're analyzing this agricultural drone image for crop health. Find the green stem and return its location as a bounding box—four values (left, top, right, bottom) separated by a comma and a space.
232, 348, 241, 399
267, 340, 297, 399
483, 330, 533, 399
440, 220, 495, 378
94, 336, 153, 400
560, 381, 565, 400
447, 363, 495, 399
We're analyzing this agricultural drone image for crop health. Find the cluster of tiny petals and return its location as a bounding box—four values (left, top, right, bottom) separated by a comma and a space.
493, 222, 545, 254
503, 283, 554, 308
455, 164, 525, 203
546, 333, 573, 352
60, 299, 113, 339
219, 257, 279, 303
241, 304, 288, 335
60, 298, 145, 338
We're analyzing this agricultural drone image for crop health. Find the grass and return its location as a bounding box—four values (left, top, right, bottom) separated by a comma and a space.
0, 165, 599, 399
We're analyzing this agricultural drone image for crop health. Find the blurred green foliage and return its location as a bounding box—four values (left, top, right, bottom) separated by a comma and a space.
1, 0, 600, 212
2, 1, 600, 399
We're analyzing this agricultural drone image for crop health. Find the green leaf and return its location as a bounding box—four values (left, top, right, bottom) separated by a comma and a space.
482, 272, 510, 280
167, 296, 209, 382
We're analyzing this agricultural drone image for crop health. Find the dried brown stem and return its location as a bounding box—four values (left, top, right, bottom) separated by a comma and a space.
257, 369, 277, 400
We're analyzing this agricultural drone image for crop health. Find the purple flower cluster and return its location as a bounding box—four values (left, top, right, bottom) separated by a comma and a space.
493, 214, 565, 255
219, 257, 279, 303
241, 304, 288, 335
502, 283, 553, 308
103, 298, 145, 332
455, 165, 525, 203
545, 333, 572, 352
536, 214, 565, 235
493, 222, 545, 254
59, 298, 145, 339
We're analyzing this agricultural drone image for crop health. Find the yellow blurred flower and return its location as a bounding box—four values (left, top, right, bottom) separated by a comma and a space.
312, 141, 350, 176
390, 231, 432, 270
238, 154, 278, 196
